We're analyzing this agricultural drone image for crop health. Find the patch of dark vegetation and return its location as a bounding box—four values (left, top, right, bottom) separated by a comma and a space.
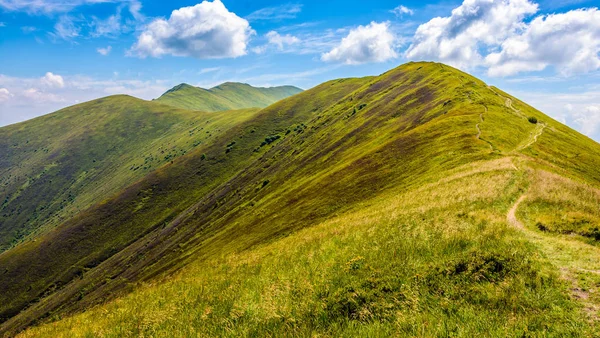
587, 228, 600, 241
534, 217, 599, 240
528, 117, 538, 124
346, 108, 358, 119
294, 124, 307, 134
226, 141, 236, 154
260, 135, 281, 147
321, 248, 540, 327
433, 250, 519, 284
323, 257, 403, 322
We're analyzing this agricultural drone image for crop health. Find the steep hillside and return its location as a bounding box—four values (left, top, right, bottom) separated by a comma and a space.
154, 82, 303, 111
0, 76, 365, 332
3, 62, 600, 336
0, 96, 261, 252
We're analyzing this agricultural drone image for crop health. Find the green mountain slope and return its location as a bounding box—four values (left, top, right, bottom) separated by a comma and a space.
3, 62, 600, 336
154, 82, 303, 111
0, 96, 261, 252
0, 76, 365, 331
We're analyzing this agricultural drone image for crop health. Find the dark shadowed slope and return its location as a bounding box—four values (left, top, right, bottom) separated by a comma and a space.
0, 76, 364, 332
0, 96, 261, 252
154, 82, 303, 111
4, 62, 600, 337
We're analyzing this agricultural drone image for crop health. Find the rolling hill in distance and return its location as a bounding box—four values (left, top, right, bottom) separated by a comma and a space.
0, 99, 259, 254
154, 82, 303, 112
1, 62, 600, 337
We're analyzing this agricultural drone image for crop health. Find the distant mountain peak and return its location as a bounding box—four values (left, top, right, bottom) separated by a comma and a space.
162, 83, 197, 96
156, 81, 303, 112
214, 81, 251, 87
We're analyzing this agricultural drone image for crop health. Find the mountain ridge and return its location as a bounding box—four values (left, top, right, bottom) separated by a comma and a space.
154, 82, 303, 112
2, 62, 600, 336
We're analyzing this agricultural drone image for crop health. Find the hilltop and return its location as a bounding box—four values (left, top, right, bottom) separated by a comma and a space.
1, 62, 600, 337
154, 82, 303, 111
0, 81, 302, 253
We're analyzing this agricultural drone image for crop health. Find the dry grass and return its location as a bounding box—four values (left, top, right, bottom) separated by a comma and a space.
19, 158, 599, 337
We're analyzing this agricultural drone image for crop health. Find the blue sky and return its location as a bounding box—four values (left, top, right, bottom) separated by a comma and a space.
1, 0, 600, 142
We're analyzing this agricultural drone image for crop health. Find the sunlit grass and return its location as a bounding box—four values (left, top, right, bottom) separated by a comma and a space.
19, 159, 598, 337
4, 62, 600, 336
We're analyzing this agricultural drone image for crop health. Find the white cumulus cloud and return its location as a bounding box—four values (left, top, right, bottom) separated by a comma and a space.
41, 72, 65, 88
557, 103, 600, 138
97, 46, 112, 56
405, 0, 600, 77
0, 88, 13, 102
266, 31, 300, 50
574, 105, 600, 137
391, 5, 414, 17
130, 0, 253, 59
485, 8, 600, 76
322, 22, 398, 65
405, 0, 538, 70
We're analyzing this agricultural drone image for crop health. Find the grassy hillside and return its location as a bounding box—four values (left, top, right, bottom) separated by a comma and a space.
0, 96, 261, 252
0, 77, 364, 331
3, 62, 600, 336
154, 82, 303, 111
19, 159, 598, 337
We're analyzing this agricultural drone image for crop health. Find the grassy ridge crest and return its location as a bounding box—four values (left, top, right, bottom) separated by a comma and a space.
2, 62, 600, 336
154, 82, 303, 111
